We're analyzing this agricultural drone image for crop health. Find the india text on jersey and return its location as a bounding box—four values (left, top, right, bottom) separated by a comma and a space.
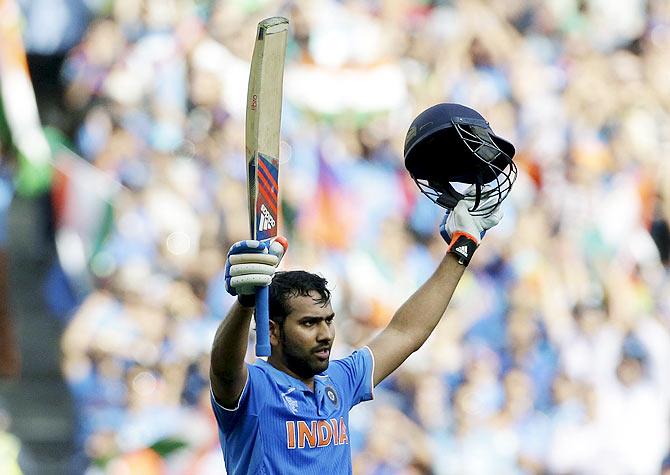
285, 417, 348, 449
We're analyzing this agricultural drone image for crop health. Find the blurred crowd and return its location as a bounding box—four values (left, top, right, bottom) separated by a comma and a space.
46, 0, 670, 473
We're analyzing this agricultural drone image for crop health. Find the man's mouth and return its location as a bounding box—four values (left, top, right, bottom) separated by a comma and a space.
314, 348, 330, 360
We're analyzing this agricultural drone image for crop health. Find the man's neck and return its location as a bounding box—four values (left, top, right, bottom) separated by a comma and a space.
267, 355, 315, 391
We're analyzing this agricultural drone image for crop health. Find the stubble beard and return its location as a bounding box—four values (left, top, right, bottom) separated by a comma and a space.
280, 331, 330, 379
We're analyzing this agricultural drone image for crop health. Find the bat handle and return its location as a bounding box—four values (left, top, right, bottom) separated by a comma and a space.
255, 286, 271, 356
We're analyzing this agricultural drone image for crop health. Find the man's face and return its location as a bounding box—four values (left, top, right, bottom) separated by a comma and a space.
272, 292, 335, 379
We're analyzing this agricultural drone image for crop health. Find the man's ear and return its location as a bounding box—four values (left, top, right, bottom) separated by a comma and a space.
269, 319, 280, 346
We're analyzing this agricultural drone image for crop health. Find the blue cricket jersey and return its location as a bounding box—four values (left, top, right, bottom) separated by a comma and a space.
211, 347, 375, 474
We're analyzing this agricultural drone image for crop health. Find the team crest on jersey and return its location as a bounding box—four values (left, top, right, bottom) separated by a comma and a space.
281, 388, 299, 415
325, 386, 338, 406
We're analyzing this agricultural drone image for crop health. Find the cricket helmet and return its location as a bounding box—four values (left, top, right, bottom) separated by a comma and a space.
404, 103, 517, 216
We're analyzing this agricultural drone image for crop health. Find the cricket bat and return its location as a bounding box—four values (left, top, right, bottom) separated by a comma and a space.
246, 17, 288, 357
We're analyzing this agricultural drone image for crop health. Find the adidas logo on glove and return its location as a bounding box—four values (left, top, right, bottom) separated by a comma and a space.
455, 245, 469, 257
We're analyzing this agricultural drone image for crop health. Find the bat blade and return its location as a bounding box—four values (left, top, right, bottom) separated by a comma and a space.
255, 152, 279, 241
245, 16, 288, 357
246, 17, 288, 241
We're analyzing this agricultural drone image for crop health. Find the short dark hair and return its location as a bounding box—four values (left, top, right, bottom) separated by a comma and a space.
269, 271, 331, 326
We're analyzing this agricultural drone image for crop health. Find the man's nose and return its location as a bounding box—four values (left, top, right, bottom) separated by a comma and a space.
316, 321, 333, 342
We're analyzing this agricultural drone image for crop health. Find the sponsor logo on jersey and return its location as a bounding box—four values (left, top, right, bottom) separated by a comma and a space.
281, 388, 299, 415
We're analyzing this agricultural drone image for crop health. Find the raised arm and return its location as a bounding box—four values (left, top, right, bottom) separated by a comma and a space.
210, 300, 255, 408
368, 200, 502, 385
210, 238, 286, 408
368, 253, 465, 385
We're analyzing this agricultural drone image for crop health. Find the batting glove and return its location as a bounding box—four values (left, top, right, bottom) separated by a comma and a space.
440, 200, 503, 266
225, 237, 288, 305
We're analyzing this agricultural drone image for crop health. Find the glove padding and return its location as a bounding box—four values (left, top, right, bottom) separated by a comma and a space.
440, 199, 503, 266
225, 237, 288, 297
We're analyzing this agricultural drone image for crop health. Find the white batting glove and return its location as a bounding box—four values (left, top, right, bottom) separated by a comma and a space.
225, 237, 288, 303
440, 200, 503, 266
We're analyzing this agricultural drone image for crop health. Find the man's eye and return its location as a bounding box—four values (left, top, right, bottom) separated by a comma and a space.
302, 321, 315, 327
326, 318, 334, 325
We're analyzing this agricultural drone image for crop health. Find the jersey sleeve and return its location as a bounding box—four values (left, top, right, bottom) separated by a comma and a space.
210, 363, 265, 432
327, 346, 375, 408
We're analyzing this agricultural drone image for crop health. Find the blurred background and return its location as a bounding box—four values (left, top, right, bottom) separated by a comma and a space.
0, 0, 669, 474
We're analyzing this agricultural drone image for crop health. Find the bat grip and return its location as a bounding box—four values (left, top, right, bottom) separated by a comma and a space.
255, 286, 271, 356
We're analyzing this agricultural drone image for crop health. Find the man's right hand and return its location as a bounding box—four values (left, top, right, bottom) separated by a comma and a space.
225, 237, 288, 304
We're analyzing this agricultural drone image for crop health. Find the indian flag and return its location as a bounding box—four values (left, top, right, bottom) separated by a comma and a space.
48, 128, 121, 296
0, 0, 52, 197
